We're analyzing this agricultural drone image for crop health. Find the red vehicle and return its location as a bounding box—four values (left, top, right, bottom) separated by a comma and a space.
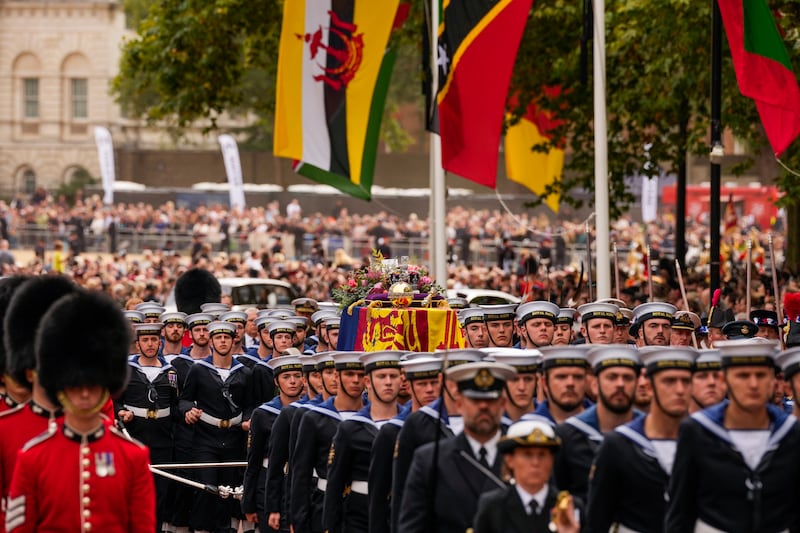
661, 183, 782, 229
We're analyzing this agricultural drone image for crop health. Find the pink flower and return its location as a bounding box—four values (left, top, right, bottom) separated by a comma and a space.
348, 279, 357, 288
419, 276, 432, 287
407, 265, 420, 273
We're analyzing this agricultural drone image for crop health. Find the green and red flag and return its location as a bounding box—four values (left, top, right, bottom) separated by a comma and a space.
435, 0, 534, 188
718, 0, 800, 155
273, 1, 401, 199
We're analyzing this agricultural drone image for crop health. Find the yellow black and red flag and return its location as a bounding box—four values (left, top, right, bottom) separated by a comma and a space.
434, 0, 534, 189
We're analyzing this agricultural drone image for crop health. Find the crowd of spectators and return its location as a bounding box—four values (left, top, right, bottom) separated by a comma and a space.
0, 189, 789, 321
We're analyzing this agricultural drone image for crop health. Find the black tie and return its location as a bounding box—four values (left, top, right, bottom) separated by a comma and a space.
478, 447, 489, 468
529, 500, 539, 516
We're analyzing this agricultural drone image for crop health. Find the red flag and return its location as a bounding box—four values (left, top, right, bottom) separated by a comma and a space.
718, 0, 800, 155
436, 0, 534, 188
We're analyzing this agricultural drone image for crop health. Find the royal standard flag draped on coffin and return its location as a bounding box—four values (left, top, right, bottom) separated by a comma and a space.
338, 307, 465, 352
273, 0, 400, 199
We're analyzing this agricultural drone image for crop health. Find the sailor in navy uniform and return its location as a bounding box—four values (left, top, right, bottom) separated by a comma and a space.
306, 310, 338, 355
367, 355, 441, 533
290, 352, 364, 533
533, 346, 592, 425
576, 302, 619, 345
666, 339, 800, 532
324, 351, 402, 533
124, 310, 146, 356
242, 355, 304, 531
160, 311, 188, 361
459, 308, 488, 349
777, 346, 800, 418
180, 321, 253, 533
689, 349, 726, 414
473, 420, 581, 533
136, 301, 166, 324
629, 302, 676, 347
264, 353, 329, 532
201, 301, 231, 319
270, 319, 298, 360
222, 310, 249, 357
389, 349, 483, 532
398, 361, 517, 533
481, 304, 518, 348
117, 322, 180, 531
587, 346, 697, 533
516, 301, 560, 349
552, 308, 577, 346
488, 349, 541, 422
554, 345, 641, 502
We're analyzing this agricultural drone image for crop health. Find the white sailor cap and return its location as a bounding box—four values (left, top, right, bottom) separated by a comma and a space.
695, 349, 722, 371
207, 321, 236, 337
447, 297, 469, 310
311, 309, 338, 326
268, 320, 296, 336
324, 317, 341, 330
556, 308, 578, 325
458, 307, 485, 326
200, 302, 231, 317
124, 310, 145, 324
776, 347, 800, 379
317, 302, 341, 314
135, 302, 166, 319
586, 344, 640, 373
716, 338, 779, 368
287, 316, 309, 328
439, 348, 485, 369
516, 301, 559, 324
134, 322, 163, 336
220, 311, 247, 325
480, 304, 517, 322
333, 351, 364, 370
266, 309, 295, 320
268, 355, 304, 375
359, 351, 402, 373
578, 302, 619, 323
485, 349, 542, 374
596, 298, 627, 308
638, 346, 697, 374
400, 356, 442, 380
299, 355, 318, 373
186, 312, 214, 329
314, 351, 336, 370
445, 361, 517, 399
538, 345, 592, 369
160, 311, 187, 325
255, 316, 273, 331
630, 302, 677, 334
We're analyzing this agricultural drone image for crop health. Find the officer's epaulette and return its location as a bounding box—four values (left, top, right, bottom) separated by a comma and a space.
21, 427, 56, 451
0, 403, 26, 419
109, 425, 148, 449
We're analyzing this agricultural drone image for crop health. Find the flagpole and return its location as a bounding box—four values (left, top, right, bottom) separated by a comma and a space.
593, 0, 611, 299
430, 1, 447, 287
709, 0, 722, 298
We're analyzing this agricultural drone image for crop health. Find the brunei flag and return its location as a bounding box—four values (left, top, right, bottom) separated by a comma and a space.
274, 1, 400, 199
504, 91, 564, 213
436, 0, 534, 188
718, 0, 800, 155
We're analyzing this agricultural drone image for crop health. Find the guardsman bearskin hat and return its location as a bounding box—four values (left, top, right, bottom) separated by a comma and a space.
5, 275, 78, 392
0, 275, 30, 381
36, 290, 132, 405
174, 268, 221, 315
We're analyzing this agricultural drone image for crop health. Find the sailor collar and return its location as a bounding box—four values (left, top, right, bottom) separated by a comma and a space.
691, 400, 797, 450
129, 355, 173, 371
258, 395, 284, 416
565, 404, 644, 443
198, 355, 244, 372
349, 402, 403, 427
419, 397, 450, 424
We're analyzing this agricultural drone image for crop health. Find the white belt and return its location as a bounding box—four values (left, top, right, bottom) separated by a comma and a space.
125, 405, 170, 420
694, 520, 786, 533
262, 458, 269, 468
199, 412, 243, 428
350, 481, 368, 495
316, 478, 327, 492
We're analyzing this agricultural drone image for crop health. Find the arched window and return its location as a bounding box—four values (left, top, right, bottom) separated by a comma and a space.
61, 53, 91, 122
12, 53, 42, 133
22, 170, 36, 195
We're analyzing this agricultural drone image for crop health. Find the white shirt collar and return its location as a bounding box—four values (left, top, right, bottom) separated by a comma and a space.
515, 483, 549, 514
465, 430, 502, 467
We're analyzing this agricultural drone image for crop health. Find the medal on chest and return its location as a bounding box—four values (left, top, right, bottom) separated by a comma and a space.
95, 452, 116, 477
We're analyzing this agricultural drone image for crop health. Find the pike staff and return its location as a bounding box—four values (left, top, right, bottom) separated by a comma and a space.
746, 239, 753, 316
586, 223, 594, 301
675, 259, 698, 349
613, 242, 621, 300
768, 233, 784, 349
646, 245, 654, 302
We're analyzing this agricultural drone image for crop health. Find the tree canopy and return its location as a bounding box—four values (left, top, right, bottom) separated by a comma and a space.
114, 0, 800, 214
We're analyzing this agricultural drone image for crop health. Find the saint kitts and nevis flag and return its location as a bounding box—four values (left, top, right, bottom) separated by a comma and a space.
718, 0, 800, 155
273, 0, 404, 199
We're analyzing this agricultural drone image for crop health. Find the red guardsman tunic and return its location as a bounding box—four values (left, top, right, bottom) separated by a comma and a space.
6, 423, 155, 533
0, 402, 59, 533
0, 395, 21, 415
